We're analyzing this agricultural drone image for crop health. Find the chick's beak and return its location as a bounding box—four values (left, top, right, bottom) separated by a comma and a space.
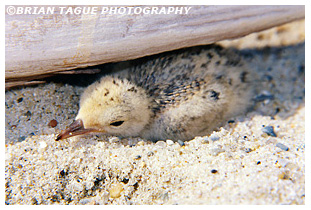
55, 119, 98, 141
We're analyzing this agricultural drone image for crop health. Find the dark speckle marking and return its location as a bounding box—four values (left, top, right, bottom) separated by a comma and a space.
113, 80, 119, 86
240, 71, 248, 83
110, 97, 114, 101
225, 59, 240, 66
127, 87, 137, 92
210, 90, 220, 100
201, 63, 207, 68
215, 61, 221, 65
104, 88, 110, 96
207, 52, 213, 59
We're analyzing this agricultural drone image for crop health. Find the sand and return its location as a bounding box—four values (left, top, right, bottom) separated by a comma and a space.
5, 20, 305, 204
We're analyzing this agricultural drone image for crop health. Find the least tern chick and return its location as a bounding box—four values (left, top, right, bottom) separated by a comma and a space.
56, 45, 255, 142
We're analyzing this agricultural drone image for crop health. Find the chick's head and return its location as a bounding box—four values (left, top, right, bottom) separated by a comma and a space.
75, 77, 152, 137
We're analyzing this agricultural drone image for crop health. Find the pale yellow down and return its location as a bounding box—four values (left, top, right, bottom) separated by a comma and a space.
74, 45, 256, 141
76, 77, 153, 137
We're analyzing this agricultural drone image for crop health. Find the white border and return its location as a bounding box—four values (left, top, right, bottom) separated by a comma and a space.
2, 1, 309, 208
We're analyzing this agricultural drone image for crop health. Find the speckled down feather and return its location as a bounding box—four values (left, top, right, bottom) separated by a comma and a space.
57, 45, 256, 141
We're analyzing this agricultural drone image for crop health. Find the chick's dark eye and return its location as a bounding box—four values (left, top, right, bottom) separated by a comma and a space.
110, 121, 124, 127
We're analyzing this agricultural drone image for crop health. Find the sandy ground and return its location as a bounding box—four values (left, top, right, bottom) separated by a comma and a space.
5, 20, 305, 204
